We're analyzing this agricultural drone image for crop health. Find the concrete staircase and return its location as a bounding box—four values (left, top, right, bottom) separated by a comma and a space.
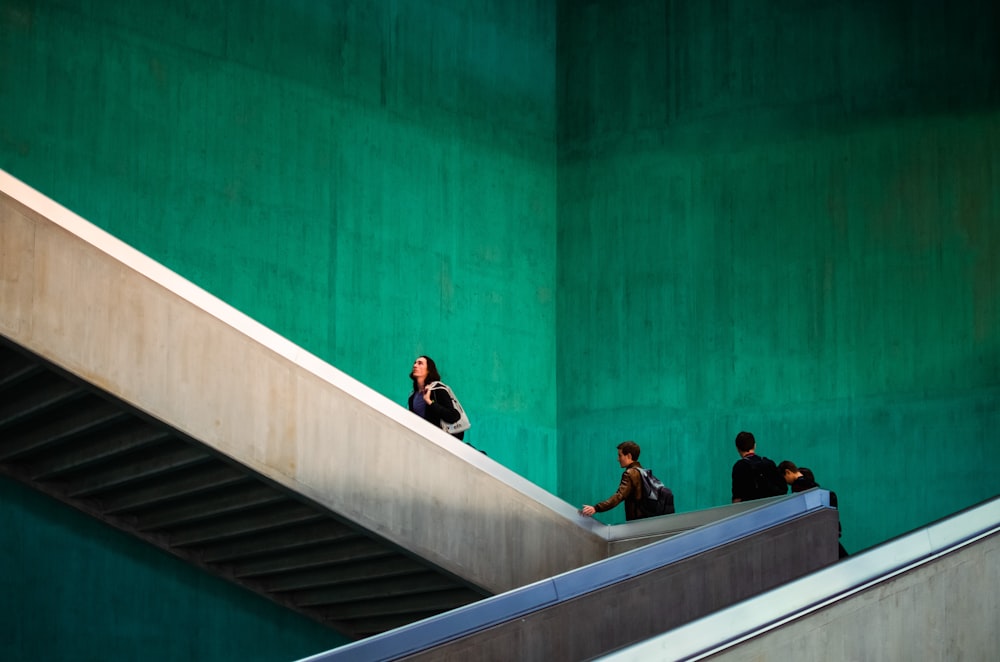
0, 170, 608, 640
0, 338, 484, 638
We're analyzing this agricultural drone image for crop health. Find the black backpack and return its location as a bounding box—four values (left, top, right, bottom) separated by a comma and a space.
743, 455, 786, 499
636, 467, 675, 517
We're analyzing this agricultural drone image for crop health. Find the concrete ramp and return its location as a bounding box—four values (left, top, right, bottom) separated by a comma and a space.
2, 171, 833, 641
601, 496, 1000, 661
0, 169, 610, 637
299, 491, 841, 661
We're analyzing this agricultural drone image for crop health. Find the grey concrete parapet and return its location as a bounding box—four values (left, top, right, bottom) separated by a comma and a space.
0, 169, 601, 594
602, 496, 1000, 661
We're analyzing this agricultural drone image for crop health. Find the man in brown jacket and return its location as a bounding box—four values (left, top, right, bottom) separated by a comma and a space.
581, 441, 644, 521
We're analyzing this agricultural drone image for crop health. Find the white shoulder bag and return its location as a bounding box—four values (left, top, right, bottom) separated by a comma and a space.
427, 381, 471, 434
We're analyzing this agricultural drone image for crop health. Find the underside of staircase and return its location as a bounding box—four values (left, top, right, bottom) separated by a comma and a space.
0, 337, 486, 640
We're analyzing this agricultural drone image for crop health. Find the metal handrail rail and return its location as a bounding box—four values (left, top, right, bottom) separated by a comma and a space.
300, 490, 833, 661
599, 495, 1000, 661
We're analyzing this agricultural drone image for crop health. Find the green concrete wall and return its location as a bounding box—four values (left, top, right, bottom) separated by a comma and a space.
0, 0, 559, 484
1, 0, 998, 657
0, 476, 348, 661
556, 0, 1000, 554
0, 0, 555, 658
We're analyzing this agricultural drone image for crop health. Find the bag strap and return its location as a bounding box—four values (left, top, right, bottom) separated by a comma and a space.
426, 381, 453, 397
629, 466, 646, 501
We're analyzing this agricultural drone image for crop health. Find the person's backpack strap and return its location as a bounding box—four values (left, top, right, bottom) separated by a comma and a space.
628, 466, 644, 501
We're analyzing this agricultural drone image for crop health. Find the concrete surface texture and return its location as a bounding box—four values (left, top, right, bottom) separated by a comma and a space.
0, 0, 996, 556
600, 497, 1000, 662
0, 1, 997, 659
708, 532, 1000, 661
0, 172, 604, 598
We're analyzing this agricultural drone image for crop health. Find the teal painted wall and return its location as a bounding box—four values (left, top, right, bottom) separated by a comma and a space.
0, 0, 559, 484
556, 0, 1000, 554
0, 0, 556, 658
1, 0, 998, 657
0, 476, 348, 661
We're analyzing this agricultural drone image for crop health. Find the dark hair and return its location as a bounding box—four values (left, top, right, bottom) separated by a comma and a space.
799, 467, 816, 483
777, 460, 799, 474
735, 431, 756, 453
617, 441, 640, 461
410, 355, 443, 392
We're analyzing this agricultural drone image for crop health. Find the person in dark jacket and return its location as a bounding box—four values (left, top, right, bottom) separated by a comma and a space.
778, 460, 818, 493
779, 460, 849, 559
581, 441, 645, 521
731, 431, 786, 502
408, 355, 464, 441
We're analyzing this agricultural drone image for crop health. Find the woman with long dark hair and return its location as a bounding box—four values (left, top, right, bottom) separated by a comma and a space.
408, 355, 468, 441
